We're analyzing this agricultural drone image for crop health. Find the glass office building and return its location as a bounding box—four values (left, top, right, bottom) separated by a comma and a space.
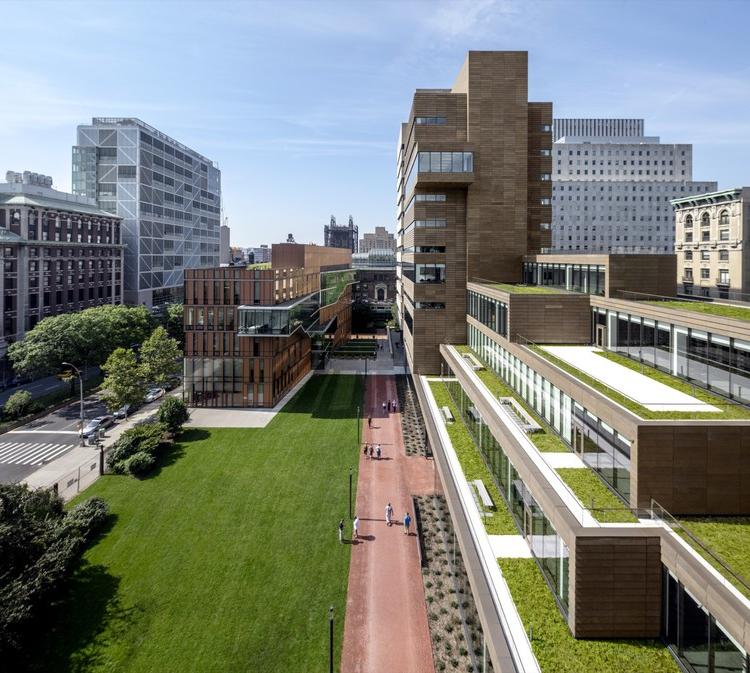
73, 118, 221, 306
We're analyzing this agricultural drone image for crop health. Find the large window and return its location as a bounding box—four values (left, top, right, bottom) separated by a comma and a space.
417, 151, 473, 173
415, 116, 447, 125
522, 261, 605, 296
663, 568, 748, 673
468, 290, 508, 337
415, 263, 445, 283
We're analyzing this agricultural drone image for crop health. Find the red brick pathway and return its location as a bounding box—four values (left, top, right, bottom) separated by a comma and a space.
341, 374, 436, 673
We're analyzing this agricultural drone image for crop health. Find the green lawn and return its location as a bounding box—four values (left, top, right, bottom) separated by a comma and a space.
556, 468, 637, 523
531, 345, 750, 420
498, 558, 680, 673
488, 283, 566, 295
428, 381, 518, 535
35, 374, 363, 673
647, 300, 750, 322
677, 517, 750, 600
455, 345, 568, 453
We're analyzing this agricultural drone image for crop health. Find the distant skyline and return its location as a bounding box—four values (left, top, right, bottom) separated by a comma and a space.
1, 0, 749, 247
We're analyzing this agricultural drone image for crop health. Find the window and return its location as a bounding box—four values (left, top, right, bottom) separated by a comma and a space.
701, 230, 710, 242
686, 232, 693, 242
719, 250, 729, 261
684, 268, 693, 280
701, 268, 710, 279
415, 263, 445, 283
720, 229, 729, 241
700, 250, 710, 261
417, 151, 473, 173
719, 270, 729, 284
719, 209, 729, 225
415, 193, 446, 202
415, 116, 447, 125
701, 212, 710, 227
685, 214, 693, 228
117, 165, 136, 178
685, 251, 693, 261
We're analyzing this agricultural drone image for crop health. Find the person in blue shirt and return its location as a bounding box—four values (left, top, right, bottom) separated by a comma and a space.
403, 512, 412, 535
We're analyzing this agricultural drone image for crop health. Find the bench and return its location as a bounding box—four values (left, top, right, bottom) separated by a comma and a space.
441, 406, 454, 423
472, 479, 495, 509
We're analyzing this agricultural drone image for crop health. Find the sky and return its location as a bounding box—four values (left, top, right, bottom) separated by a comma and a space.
1, 0, 749, 247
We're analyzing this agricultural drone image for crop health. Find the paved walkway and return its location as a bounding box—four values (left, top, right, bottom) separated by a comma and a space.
341, 374, 436, 673
541, 346, 720, 412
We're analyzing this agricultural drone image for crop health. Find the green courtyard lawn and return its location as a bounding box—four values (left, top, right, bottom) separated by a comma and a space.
34, 374, 363, 673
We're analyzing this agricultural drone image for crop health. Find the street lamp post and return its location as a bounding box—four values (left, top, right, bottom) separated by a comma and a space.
349, 467, 353, 519
356, 405, 360, 447
96, 427, 105, 475
62, 362, 85, 446
328, 606, 334, 673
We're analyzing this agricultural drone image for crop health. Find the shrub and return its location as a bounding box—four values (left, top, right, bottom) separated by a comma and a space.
126, 451, 156, 477
3, 391, 32, 420
107, 422, 168, 476
158, 397, 189, 433
63, 497, 109, 542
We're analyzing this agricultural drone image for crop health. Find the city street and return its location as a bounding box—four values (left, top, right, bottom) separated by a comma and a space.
0, 394, 109, 484
0, 368, 101, 406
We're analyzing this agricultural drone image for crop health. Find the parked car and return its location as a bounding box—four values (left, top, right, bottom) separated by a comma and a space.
164, 376, 182, 391
82, 415, 114, 438
113, 403, 132, 420
144, 387, 165, 403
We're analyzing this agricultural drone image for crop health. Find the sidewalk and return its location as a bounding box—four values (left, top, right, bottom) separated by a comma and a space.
341, 374, 436, 673
23, 390, 180, 499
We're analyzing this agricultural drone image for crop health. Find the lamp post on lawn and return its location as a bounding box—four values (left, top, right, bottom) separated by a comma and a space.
62, 362, 85, 446
95, 427, 105, 475
328, 606, 334, 673
356, 404, 360, 447
349, 467, 353, 519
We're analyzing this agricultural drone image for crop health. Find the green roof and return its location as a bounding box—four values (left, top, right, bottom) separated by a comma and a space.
0, 192, 118, 218
485, 283, 568, 295
646, 300, 750, 322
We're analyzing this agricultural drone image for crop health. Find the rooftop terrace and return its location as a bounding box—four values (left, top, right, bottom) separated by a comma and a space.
482, 282, 569, 295
646, 299, 750, 322
531, 345, 750, 420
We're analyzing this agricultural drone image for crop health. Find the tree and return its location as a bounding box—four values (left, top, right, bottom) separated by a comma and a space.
8, 305, 155, 378
163, 303, 184, 347
158, 397, 189, 433
140, 326, 182, 386
101, 348, 146, 412
3, 391, 32, 420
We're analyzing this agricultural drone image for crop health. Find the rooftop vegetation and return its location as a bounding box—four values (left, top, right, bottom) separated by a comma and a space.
454, 345, 569, 453
677, 516, 750, 601
498, 557, 680, 673
647, 299, 750, 322
486, 282, 566, 295
556, 468, 638, 524
531, 346, 750, 420
247, 261, 271, 269
428, 381, 518, 535
33, 374, 363, 673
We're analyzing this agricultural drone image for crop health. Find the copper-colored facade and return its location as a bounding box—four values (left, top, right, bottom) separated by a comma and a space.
183, 244, 352, 408
396, 51, 552, 374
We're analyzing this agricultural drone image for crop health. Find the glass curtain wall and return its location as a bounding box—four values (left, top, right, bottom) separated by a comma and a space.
663, 568, 749, 673
595, 306, 750, 405
468, 323, 633, 503
523, 261, 605, 296
468, 290, 508, 337
441, 374, 570, 612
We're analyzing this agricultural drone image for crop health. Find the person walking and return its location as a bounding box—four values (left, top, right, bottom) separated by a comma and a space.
367, 416, 372, 428
382, 401, 386, 414
369, 444, 374, 458
353, 515, 360, 540
338, 519, 345, 544
363, 443, 368, 458
403, 512, 412, 535
387, 400, 391, 413
376, 444, 382, 460
393, 398, 398, 413
385, 502, 393, 526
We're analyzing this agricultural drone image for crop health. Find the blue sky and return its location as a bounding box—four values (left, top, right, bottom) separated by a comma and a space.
1, 0, 748, 247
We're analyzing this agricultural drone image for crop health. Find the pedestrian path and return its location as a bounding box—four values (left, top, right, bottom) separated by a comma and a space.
341, 374, 436, 673
0, 440, 74, 465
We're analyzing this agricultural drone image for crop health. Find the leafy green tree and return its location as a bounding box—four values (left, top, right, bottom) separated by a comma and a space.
140, 326, 182, 386
163, 303, 184, 346
101, 348, 146, 412
158, 397, 189, 433
8, 305, 155, 378
3, 391, 32, 420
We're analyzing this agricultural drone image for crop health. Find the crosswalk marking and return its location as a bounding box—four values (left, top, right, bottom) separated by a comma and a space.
0, 441, 73, 465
